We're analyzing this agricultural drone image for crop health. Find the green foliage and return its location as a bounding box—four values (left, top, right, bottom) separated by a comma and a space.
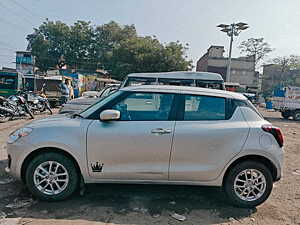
239, 38, 273, 67
27, 20, 192, 79
110, 37, 192, 79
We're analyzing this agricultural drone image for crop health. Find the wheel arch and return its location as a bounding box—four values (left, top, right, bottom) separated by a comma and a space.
222, 154, 278, 186
21, 147, 82, 184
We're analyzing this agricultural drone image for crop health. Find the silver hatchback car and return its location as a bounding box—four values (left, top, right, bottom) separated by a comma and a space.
6, 85, 284, 207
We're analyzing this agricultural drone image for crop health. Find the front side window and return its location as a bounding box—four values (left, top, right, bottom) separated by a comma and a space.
80, 90, 124, 118
183, 95, 226, 120
112, 92, 175, 121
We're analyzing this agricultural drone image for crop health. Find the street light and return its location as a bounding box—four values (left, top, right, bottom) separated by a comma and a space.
217, 22, 249, 82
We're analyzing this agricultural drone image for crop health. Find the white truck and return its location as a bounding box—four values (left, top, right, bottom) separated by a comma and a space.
272, 86, 300, 121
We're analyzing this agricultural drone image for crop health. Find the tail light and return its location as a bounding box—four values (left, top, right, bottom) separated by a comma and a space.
262, 125, 284, 147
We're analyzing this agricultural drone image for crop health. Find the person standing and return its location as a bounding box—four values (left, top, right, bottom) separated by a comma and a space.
58, 79, 70, 104
66, 79, 74, 99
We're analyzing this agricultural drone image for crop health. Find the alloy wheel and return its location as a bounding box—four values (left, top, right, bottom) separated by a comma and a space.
233, 169, 266, 202
33, 161, 69, 195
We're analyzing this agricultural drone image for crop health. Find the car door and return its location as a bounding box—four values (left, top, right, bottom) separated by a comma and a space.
169, 94, 249, 181
86, 91, 176, 181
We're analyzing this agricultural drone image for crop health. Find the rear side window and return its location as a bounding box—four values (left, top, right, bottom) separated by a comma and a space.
183, 95, 226, 120
228, 99, 263, 119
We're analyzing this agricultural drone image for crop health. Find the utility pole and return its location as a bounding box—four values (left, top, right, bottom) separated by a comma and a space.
217, 22, 249, 82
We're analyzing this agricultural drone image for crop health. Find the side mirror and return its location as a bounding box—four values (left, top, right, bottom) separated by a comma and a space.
100, 109, 120, 121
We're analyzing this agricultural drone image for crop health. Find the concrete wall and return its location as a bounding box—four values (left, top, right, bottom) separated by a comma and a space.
196, 53, 208, 71
207, 57, 256, 86
196, 46, 257, 87
207, 46, 224, 58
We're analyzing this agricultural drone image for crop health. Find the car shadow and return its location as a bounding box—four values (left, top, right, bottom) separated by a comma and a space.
0, 178, 256, 224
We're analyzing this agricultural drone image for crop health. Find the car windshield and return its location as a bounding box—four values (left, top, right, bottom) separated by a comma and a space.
79, 90, 123, 118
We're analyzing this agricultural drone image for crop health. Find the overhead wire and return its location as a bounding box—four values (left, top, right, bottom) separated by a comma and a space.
0, 40, 17, 50
0, 0, 39, 59
0, 1, 36, 27
9, 0, 44, 20
0, 15, 29, 33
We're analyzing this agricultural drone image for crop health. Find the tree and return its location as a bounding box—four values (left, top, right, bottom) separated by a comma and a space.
27, 20, 71, 71
26, 20, 192, 76
271, 55, 300, 83
110, 37, 193, 79
239, 38, 273, 67
262, 55, 300, 96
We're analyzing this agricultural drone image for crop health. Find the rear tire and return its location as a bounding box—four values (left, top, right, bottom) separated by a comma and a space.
224, 161, 273, 208
25, 152, 79, 201
293, 110, 300, 121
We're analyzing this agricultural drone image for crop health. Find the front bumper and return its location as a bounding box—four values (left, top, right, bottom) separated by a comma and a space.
6, 139, 36, 180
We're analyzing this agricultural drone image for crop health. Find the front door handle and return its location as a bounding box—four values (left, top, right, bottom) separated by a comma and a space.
151, 128, 172, 134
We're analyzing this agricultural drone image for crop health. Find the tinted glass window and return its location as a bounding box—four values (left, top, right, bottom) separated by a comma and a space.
124, 77, 156, 87
112, 92, 175, 121
183, 95, 226, 120
158, 78, 194, 86
232, 99, 263, 118
80, 90, 123, 118
195, 80, 223, 90
0, 76, 17, 89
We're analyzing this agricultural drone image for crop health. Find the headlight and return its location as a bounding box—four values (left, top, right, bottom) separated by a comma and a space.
7, 127, 33, 144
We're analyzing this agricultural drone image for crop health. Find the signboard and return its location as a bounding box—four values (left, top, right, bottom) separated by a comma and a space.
16, 56, 33, 64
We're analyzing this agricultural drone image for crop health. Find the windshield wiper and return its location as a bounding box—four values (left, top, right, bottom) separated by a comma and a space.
71, 113, 83, 118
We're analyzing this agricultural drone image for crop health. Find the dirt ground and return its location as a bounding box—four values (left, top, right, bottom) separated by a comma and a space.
0, 109, 299, 225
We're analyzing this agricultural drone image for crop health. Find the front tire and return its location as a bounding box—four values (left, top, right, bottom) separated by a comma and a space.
46, 102, 53, 115
24, 104, 34, 119
281, 111, 290, 119
224, 161, 273, 208
25, 152, 79, 201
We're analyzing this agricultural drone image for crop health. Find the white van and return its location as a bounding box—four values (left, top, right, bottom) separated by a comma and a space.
121, 71, 225, 90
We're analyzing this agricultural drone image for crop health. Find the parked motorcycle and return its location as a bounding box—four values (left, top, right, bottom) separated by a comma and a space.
22, 91, 52, 115
0, 96, 13, 122
5, 94, 34, 120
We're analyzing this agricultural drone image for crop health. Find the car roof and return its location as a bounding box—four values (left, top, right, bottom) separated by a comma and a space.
120, 85, 247, 100
126, 71, 224, 81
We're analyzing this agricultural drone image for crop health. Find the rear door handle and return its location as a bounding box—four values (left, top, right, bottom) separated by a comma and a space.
151, 128, 172, 134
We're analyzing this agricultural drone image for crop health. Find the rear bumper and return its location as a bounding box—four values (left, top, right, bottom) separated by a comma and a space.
274, 147, 284, 182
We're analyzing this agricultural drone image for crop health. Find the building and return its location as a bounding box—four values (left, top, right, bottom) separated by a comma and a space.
196, 46, 258, 92
16, 51, 34, 76
262, 64, 300, 94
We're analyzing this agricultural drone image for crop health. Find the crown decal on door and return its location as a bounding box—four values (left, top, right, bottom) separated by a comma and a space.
91, 162, 104, 172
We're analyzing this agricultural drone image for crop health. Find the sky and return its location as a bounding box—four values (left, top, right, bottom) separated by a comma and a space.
1, 0, 300, 70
